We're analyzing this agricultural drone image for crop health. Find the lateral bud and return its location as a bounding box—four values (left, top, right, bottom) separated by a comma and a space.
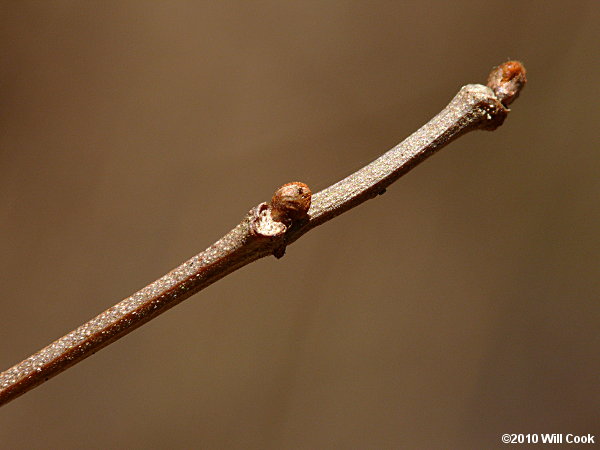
249, 181, 312, 239
269, 182, 312, 224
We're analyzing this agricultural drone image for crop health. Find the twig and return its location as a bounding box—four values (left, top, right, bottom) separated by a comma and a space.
0, 61, 527, 407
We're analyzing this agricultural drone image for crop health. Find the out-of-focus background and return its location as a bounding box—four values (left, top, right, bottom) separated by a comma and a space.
1, 2, 598, 448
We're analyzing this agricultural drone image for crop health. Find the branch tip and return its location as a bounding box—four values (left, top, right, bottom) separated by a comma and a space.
486, 60, 527, 107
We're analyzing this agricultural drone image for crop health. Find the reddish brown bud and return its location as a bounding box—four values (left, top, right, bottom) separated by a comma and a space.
486, 60, 527, 107
270, 182, 312, 223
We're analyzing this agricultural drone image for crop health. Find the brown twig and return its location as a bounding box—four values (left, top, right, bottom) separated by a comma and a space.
0, 61, 526, 407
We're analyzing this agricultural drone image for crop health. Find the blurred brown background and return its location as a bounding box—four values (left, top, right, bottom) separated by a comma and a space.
1, 1, 598, 448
